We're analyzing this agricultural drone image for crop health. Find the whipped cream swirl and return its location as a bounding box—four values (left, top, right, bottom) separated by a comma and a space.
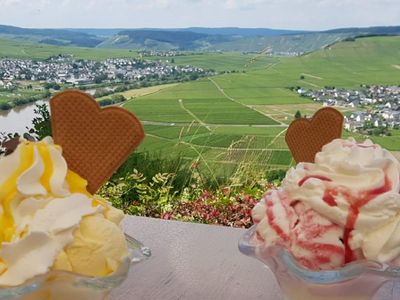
0, 138, 101, 286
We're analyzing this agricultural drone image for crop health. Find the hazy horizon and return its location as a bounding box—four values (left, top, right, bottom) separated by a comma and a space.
0, 0, 399, 31
3, 24, 400, 32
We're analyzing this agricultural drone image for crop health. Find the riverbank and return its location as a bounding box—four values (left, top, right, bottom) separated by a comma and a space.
0, 82, 178, 135
0, 100, 48, 134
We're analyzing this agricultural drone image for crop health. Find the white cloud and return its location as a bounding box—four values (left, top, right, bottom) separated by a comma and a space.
223, 0, 269, 9
0, 0, 399, 29
0, 0, 23, 5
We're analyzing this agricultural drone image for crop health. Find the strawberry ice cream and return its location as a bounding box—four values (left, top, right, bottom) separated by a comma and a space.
252, 138, 400, 270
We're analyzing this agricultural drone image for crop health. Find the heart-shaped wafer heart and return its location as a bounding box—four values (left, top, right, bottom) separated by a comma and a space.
50, 90, 144, 194
285, 107, 344, 163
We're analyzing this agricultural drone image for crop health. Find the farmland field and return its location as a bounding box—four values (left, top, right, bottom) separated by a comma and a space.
124, 79, 280, 125
98, 83, 178, 101
146, 52, 279, 72
123, 36, 400, 174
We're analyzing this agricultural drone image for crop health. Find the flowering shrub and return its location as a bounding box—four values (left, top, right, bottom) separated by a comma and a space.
98, 166, 277, 228
162, 190, 261, 228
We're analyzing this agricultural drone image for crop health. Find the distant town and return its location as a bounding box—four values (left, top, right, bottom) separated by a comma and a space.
0, 55, 210, 86
298, 85, 400, 134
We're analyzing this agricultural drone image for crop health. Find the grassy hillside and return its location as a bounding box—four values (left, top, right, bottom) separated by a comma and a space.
123, 36, 400, 176
0, 38, 139, 60
206, 33, 347, 53
100, 30, 348, 53
1, 24, 399, 54
147, 52, 279, 72
269, 36, 400, 87
99, 27, 400, 53
173, 36, 400, 88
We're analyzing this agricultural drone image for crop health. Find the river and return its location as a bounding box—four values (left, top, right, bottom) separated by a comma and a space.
0, 101, 48, 135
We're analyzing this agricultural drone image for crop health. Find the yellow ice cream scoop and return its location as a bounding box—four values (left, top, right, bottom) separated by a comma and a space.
53, 214, 128, 277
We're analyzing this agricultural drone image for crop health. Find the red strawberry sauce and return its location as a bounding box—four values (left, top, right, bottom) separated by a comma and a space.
298, 174, 392, 263
298, 175, 332, 187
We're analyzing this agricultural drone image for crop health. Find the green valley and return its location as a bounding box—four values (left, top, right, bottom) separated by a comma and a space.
1, 35, 400, 179
122, 36, 400, 177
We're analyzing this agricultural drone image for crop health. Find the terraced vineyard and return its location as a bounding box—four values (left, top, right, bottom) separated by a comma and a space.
123, 36, 400, 176
147, 52, 279, 72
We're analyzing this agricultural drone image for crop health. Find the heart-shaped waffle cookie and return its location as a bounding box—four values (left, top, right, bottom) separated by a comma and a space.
285, 107, 343, 163
50, 90, 144, 194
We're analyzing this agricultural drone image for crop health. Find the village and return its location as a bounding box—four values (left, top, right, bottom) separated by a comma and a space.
0, 55, 209, 88
298, 85, 400, 134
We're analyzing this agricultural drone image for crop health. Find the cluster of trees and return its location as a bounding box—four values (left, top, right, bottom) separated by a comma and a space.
0, 91, 51, 111
98, 94, 127, 107
43, 82, 61, 90
93, 69, 208, 85
362, 120, 391, 136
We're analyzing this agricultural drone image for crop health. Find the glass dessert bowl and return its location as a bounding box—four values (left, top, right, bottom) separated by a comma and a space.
239, 225, 400, 300
0, 234, 151, 300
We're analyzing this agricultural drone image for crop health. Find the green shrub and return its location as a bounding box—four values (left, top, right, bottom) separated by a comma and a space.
0, 103, 12, 110
98, 169, 177, 217
98, 98, 113, 106
266, 169, 286, 183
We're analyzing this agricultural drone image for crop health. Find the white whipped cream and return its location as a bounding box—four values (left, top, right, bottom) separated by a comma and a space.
0, 195, 100, 285
0, 138, 102, 286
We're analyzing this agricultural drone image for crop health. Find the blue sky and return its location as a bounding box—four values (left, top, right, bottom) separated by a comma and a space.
0, 0, 399, 30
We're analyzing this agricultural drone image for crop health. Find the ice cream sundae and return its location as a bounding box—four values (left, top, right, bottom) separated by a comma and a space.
0, 90, 147, 299
252, 137, 400, 270
240, 107, 400, 299
0, 137, 128, 286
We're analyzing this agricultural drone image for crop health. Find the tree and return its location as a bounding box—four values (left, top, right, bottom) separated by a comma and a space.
43, 82, 60, 90
94, 74, 108, 84
0, 103, 12, 111
116, 73, 125, 80
300, 75, 305, 80
189, 73, 199, 80
294, 110, 302, 119
28, 103, 51, 140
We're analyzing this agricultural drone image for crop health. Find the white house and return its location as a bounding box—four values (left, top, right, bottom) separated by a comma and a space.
385, 102, 392, 109
350, 112, 365, 122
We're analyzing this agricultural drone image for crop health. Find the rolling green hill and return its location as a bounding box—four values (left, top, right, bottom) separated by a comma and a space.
99, 29, 348, 53
1, 24, 400, 54
100, 30, 213, 50
122, 36, 400, 177
146, 52, 279, 72
99, 26, 400, 53
0, 24, 103, 47
0, 38, 139, 60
